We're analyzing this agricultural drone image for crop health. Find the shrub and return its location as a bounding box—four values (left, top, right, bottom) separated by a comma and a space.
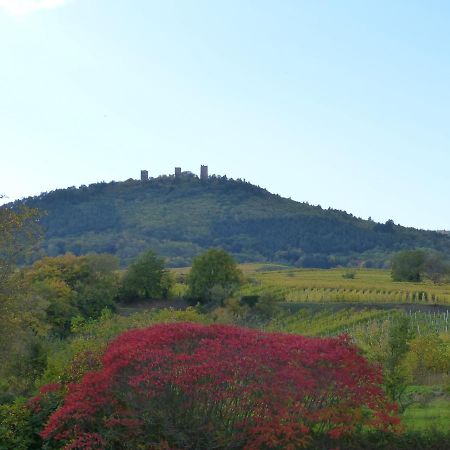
0, 399, 37, 450
41, 323, 399, 449
342, 271, 356, 279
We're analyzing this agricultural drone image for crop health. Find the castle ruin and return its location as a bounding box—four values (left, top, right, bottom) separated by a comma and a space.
140, 165, 209, 181
140, 170, 149, 181
200, 165, 208, 180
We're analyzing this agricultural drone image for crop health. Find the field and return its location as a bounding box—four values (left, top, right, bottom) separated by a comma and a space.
402, 396, 450, 431
172, 264, 450, 306
237, 265, 450, 305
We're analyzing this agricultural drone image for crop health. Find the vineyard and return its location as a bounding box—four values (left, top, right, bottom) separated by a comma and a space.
237, 266, 450, 304
265, 308, 450, 337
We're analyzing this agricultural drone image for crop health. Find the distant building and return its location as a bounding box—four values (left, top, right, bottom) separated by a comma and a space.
175, 167, 182, 177
200, 165, 208, 180
140, 170, 148, 181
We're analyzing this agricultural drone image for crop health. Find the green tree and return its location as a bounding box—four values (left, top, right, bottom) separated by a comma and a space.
384, 316, 415, 410
0, 205, 47, 397
26, 253, 119, 335
186, 248, 242, 304
0, 205, 40, 295
391, 249, 426, 282
119, 250, 172, 302
423, 251, 450, 284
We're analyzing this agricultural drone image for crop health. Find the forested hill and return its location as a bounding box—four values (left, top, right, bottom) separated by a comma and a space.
9, 174, 450, 267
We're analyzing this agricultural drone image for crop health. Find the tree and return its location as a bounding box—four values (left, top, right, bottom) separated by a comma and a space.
383, 316, 414, 410
423, 251, 450, 284
25, 253, 119, 336
391, 249, 426, 282
0, 205, 41, 295
0, 205, 46, 396
119, 250, 172, 302
186, 248, 242, 304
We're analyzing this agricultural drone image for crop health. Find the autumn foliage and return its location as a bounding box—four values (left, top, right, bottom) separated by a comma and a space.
40, 323, 399, 449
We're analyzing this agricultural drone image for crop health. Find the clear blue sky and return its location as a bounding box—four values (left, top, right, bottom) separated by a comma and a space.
1, 0, 449, 230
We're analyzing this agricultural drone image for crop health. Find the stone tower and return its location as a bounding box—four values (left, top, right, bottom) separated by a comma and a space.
140, 170, 148, 181
175, 167, 182, 177
200, 165, 208, 180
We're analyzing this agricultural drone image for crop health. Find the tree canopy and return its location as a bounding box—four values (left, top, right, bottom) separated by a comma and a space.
391, 250, 426, 282
391, 249, 450, 283
118, 250, 172, 302
5, 176, 450, 268
186, 248, 242, 304
25, 253, 120, 335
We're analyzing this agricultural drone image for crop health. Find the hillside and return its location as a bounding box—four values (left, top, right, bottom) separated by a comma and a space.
9, 174, 450, 267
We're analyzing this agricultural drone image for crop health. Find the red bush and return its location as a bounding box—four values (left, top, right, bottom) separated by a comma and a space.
41, 323, 399, 449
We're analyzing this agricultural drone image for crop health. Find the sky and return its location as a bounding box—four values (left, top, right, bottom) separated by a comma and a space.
1, 1, 449, 230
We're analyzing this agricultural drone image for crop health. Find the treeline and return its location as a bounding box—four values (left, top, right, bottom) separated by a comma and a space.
8, 175, 450, 267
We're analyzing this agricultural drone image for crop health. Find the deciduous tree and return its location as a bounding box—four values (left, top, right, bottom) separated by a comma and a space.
186, 248, 242, 304
119, 250, 172, 302
391, 250, 426, 282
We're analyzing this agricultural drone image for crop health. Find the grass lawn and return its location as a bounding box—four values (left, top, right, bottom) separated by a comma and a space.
402, 397, 450, 432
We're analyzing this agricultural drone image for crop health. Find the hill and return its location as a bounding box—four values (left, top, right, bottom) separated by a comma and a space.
8, 174, 450, 267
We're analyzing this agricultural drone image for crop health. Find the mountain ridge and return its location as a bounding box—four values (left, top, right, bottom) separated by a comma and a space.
6, 174, 450, 267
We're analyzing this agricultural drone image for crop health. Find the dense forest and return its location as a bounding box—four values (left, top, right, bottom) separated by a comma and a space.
7, 174, 450, 267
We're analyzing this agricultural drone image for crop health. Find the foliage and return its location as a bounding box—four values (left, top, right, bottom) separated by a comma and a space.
390, 249, 450, 285
38, 307, 208, 387
40, 323, 399, 449
0, 205, 41, 294
25, 253, 119, 335
404, 333, 450, 383
118, 250, 173, 302
27, 383, 65, 449
391, 250, 427, 282
342, 271, 356, 279
0, 399, 38, 450
422, 251, 450, 284
383, 317, 415, 409
7, 176, 450, 267
0, 206, 47, 397
186, 248, 242, 304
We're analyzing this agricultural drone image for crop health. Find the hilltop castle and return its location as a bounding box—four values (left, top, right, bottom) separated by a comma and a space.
140, 165, 209, 181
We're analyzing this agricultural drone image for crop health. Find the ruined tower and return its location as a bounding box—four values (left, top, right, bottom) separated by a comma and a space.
200, 165, 208, 181
140, 170, 148, 181
175, 167, 182, 177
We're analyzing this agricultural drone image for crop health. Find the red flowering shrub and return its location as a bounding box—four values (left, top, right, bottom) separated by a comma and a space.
41, 323, 399, 449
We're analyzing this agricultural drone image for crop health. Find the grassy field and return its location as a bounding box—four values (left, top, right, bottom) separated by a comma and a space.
402, 396, 450, 431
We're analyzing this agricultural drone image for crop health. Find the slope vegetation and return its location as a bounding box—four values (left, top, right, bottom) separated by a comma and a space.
10, 175, 450, 266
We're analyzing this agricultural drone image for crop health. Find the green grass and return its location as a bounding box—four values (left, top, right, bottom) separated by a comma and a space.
402, 397, 450, 431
